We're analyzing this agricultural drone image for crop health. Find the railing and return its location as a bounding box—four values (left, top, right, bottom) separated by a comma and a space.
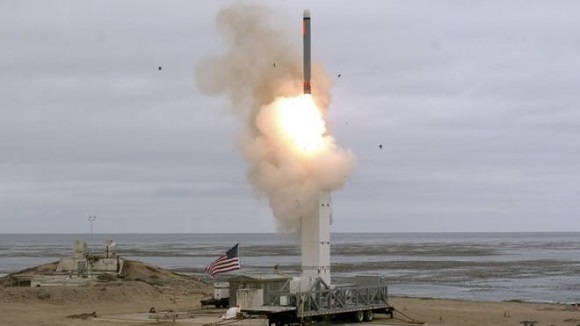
265, 278, 389, 317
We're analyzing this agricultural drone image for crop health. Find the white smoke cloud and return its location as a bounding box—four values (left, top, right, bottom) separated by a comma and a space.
195, 2, 355, 232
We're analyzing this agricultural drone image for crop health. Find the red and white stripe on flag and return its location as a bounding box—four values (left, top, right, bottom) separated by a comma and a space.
205, 243, 240, 277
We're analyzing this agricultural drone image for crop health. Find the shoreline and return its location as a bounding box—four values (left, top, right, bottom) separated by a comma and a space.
1, 259, 578, 326
1, 270, 576, 306
2, 232, 579, 305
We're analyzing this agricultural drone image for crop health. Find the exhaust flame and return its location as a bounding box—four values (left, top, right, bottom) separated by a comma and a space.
195, 3, 355, 232
270, 95, 324, 155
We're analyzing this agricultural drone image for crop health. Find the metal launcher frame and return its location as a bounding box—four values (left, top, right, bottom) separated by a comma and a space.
243, 277, 392, 324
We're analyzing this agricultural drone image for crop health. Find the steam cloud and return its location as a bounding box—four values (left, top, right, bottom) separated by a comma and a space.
195, 2, 355, 232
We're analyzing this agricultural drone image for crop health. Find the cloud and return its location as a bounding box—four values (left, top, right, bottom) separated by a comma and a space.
0, 1, 578, 232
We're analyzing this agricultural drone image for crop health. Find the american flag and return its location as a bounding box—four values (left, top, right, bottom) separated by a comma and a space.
205, 244, 240, 277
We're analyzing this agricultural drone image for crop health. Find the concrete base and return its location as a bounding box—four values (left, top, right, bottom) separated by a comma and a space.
31, 275, 92, 287
57, 257, 121, 273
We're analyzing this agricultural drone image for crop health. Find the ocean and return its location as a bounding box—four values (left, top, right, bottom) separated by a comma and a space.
0, 232, 578, 304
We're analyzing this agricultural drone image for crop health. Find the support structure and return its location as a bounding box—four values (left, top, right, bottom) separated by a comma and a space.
300, 191, 331, 290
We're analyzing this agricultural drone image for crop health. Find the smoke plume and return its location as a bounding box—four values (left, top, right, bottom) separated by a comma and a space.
195, 2, 355, 232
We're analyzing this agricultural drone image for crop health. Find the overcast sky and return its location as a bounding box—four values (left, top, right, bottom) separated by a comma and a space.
1, 0, 579, 233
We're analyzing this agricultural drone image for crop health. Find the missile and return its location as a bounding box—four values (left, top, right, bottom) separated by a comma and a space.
303, 9, 311, 94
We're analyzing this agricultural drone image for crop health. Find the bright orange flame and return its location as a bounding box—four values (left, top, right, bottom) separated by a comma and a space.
274, 95, 325, 154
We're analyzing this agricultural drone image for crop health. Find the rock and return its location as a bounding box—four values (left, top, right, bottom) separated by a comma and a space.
37, 289, 51, 300
67, 311, 97, 319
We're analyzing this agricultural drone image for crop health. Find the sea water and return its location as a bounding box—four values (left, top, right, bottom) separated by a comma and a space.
0, 232, 578, 303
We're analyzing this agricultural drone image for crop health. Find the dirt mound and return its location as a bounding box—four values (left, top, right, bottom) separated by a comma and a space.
121, 260, 199, 286
0, 259, 212, 305
0, 281, 153, 304
0, 259, 207, 286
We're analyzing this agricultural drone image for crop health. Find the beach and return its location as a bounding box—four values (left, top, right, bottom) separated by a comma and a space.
3, 233, 579, 303
1, 282, 210, 326
1, 284, 579, 326
1, 233, 579, 325
389, 297, 580, 326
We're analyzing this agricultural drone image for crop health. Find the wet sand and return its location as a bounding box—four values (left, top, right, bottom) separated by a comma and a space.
2, 286, 579, 326
389, 296, 580, 326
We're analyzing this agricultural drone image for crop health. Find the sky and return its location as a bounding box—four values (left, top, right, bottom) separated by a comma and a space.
1, 0, 579, 233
